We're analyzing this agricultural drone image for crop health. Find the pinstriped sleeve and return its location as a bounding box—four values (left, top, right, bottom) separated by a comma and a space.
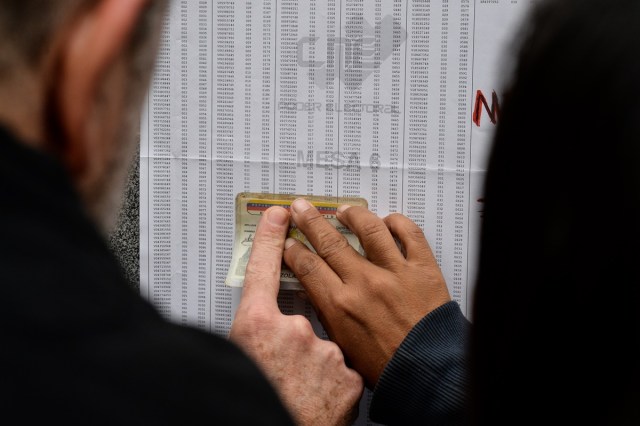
370, 301, 471, 425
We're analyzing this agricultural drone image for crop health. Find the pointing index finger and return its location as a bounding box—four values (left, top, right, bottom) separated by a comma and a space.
239, 206, 290, 311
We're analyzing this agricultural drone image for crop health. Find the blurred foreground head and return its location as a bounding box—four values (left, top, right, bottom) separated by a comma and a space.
473, 0, 640, 423
0, 0, 167, 232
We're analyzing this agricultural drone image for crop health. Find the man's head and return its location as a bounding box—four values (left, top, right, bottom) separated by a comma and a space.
0, 0, 167, 232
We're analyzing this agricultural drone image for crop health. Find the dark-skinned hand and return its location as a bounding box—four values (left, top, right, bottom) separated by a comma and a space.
284, 199, 451, 388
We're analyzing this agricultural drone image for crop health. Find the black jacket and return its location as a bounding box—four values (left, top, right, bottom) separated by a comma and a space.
0, 127, 294, 425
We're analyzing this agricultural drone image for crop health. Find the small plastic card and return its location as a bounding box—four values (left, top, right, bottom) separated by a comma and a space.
225, 193, 368, 290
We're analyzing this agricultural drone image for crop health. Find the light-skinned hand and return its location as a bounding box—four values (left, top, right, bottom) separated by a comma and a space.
283, 199, 451, 388
229, 206, 363, 426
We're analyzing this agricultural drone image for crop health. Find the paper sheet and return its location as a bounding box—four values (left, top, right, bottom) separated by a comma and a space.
140, 1, 535, 423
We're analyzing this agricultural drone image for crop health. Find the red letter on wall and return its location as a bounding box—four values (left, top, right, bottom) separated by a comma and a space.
473, 90, 500, 127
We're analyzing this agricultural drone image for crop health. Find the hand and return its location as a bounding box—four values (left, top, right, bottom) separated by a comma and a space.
229, 206, 364, 426
283, 199, 451, 388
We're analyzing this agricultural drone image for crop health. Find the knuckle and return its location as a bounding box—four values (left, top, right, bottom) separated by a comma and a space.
294, 254, 323, 280
358, 219, 388, 242
384, 212, 405, 225
407, 225, 427, 242
300, 208, 324, 228
289, 315, 314, 339
319, 235, 351, 261
333, 291, 354, 316
252, 233, 283, 253
244, 257, 279, 281
325, 342, 345, 364
321, 232, 349, 251
348, 369, 364, 390
386, 213, 425, 238
341, 205, 364, 220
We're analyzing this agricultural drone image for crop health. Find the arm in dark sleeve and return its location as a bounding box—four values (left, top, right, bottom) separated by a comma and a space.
370, 301, 471, 425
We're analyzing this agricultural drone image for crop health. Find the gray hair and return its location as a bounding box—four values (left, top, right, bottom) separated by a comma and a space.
0, 0, 168, 233
0, 0, 167, 77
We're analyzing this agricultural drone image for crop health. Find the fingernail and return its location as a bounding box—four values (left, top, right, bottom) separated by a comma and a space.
285, 238, 297, 249
292, 198, 312, 214
267, 207, 289, 226
337, 204, 351, 214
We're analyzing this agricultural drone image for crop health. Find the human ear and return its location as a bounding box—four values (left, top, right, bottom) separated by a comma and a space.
55, 0, 150, 181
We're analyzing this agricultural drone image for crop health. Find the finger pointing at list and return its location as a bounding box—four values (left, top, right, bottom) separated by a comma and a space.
235, 206, 289, 314
229, 206, 363, 426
